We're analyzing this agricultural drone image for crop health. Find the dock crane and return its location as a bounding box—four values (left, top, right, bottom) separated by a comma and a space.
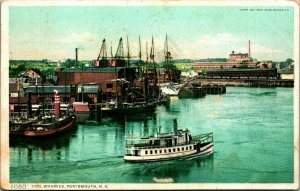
95, 39, 109, 67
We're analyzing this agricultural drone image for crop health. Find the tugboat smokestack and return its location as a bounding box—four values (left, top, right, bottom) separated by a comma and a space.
27, 91, 32, 118
173, 118, 178, 135
54, 90, 60, 118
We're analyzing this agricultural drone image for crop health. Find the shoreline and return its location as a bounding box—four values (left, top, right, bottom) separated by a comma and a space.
186, 78, 294, 88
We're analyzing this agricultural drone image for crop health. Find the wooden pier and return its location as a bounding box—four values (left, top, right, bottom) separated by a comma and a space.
202, 84, 226, 94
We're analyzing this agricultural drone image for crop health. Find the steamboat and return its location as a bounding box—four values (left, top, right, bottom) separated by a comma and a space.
124, 119, 214, 162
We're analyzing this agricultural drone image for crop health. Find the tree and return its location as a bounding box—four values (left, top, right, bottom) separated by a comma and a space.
63, 59, 76, 68
286, 58, 294, 64
9, 63, 26, 77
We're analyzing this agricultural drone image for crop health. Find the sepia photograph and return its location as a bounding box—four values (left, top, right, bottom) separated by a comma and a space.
0, 0, 299, 190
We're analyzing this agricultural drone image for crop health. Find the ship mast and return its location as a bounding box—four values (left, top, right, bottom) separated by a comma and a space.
126, 36, 130, 68
112, 41, 118, 103
126, 36, 134, 103
146, 41, 149, 102
139, 35, 142, 63
164, 34, 173, 82
150, 36, 157, 99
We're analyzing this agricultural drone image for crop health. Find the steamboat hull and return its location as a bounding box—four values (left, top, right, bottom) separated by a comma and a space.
124, 143, 214, 163
124, 120, 213, 163
24, 116, 76, 137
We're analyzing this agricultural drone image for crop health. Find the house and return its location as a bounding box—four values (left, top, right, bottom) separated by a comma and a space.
22, 68, 45, 79
21, 69, 46, 85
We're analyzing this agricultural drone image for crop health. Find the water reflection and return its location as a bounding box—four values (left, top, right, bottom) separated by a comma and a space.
10, 125, 78, 164
126, 154, 214, 183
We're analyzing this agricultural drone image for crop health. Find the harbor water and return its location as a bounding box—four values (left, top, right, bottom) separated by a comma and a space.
9, 87, 294, 183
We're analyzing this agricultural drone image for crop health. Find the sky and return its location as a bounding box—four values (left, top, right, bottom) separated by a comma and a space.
9, 5, 295, 62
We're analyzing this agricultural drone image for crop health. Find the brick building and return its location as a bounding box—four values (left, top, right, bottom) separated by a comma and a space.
56, 67, 136, 85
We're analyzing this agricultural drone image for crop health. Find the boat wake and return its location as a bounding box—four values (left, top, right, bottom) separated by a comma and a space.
152, 177, 174, 183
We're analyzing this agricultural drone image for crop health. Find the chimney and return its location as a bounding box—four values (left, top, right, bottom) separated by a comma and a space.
54, 90, 60, 118
26, 91, 32, 118
173, 118, 178, 135
248, 40, 251, 58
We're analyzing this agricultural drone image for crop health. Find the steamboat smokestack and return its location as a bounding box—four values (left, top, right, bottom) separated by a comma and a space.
54, 90, 60, 118
173, 118, 178, 135
26, 91, 32, 118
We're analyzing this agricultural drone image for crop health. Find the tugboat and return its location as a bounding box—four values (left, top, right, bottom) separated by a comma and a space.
24, 90, 76, 137
9, 118, 37, 137
124, 118, 214, 162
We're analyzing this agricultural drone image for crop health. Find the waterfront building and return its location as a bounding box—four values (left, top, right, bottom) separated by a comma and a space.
204, 68, 278, 79
228, 51, 253, 63
193, 50, 257, 70
193, 61, 257, 70
55, 67, 136, 86
193, 40, 257, 70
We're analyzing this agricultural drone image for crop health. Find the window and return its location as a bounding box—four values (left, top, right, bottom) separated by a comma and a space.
182, 147, 184, 151
159, 150, 162, 154
155, 150, 157, 154
186, 146, 188, 150
189, 146, 192, 150
106, 83, 113, 88
164, 149, 167, 153
177, 148, 180, 152
150, 150, 153, 154
169, 149, 171, 153
173, 148, 175, 152
145, 151, 148, 155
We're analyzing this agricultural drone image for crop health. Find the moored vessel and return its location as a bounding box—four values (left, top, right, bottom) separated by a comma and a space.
24, 91, 76, 137
124, 119, 214, 162
100, 101, 157, 114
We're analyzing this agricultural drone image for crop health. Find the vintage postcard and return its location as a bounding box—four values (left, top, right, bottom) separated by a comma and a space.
1, 0, 299, 190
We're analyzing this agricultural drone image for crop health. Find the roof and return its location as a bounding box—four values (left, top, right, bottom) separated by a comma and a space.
73, 104, 90, 112
27, 86, 71, 94
206, 68, 276, 72
60, 67, 123, 73
22, 68, 45, 77
279, 69, 294, 74
229, 53, 248, 56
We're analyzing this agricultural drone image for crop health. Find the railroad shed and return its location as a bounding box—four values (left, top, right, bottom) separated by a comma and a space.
205, 68, 278, 79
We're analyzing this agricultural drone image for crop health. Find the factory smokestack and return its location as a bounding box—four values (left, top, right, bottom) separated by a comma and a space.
75, 48, 78, 67
248, 40, 251, 58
